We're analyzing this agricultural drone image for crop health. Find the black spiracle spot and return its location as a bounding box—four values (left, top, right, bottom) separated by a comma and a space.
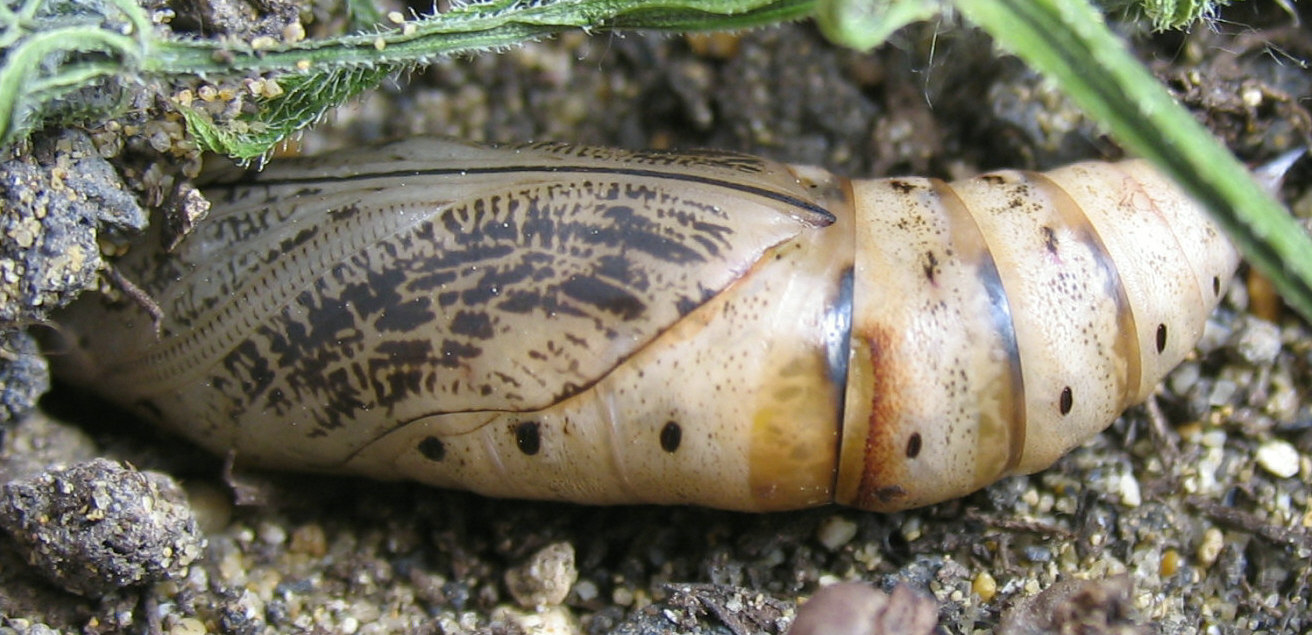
1156, 324, 1167, 353
905, 433, 921, 459
660, 421, 682, 453
1060, 386, 1074, 416
515, 421, 541, 455
418, 436, 445, 462
1212, 275, 1221, 297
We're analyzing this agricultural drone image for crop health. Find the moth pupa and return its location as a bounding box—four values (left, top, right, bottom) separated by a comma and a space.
50, 138, 1242, 511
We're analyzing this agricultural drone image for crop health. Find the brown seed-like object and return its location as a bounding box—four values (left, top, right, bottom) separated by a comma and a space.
787, 582, 938, 635
51, 138, 1239, 511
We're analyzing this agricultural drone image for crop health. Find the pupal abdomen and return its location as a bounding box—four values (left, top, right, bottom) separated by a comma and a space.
51, 139, 1239, 512
840, 162, 1238, 510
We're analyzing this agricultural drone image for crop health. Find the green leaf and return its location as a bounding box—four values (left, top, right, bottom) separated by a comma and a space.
179, 65, 393, 161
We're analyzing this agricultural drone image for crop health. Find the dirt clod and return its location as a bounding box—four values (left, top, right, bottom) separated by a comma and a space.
0, 458, 204, 596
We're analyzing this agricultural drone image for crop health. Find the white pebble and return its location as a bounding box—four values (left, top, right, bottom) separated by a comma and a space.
1200, 429, 1228, 448
168, 617, 206, 635
1234, 317, 1282, 365
339, 617, 359, 634
1196, 527, 1224, 567
816, 515, 858, 551
490, 605, 578, 635
257, 521, 287, 546
574, 579, 598, 602
505, 542, 577, 608
1168, 362, 1200, 395
1255, 439, 1300, 479
1118, 472, 1142, 507
1208, 380, 1238, 407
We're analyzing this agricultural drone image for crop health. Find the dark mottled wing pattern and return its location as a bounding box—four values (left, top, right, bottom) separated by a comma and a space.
70, 139, 834, 459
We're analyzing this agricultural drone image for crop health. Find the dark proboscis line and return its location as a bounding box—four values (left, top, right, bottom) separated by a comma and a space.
212, 164, 838, 225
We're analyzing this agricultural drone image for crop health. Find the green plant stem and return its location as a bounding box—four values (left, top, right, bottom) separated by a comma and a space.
141, 0, 817, 75
956, 0, 1312, 322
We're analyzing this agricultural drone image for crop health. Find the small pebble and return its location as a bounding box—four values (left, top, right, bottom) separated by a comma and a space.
1255, 440, 1300, 478
1196, 528, 1224, 567
1200, 429, 1228, 448
491, 605, 578, 634
816, 515, 858, 551
1168, 362, 1201, 395
1160, 549, 1180, 577
1241, 85, 1264, 108
973, 571, 998, 602
1234, 317, 1282, 365
1022, 545, 1053, 563
258, 521, 287, 546
168, 617, 206, 635
1208, 380, 1238, 407
289, 523, 327, 557
1118, 472, 1142, 507
612, 586, 634, 606
339, 616, 359, 634
900, 516, 923, 542
505, 542, 577, 608
574, 579, 599, 602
